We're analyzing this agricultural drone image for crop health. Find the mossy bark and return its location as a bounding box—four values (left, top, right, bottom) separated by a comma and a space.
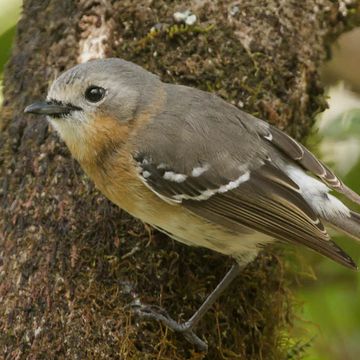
0, 1, 358, 359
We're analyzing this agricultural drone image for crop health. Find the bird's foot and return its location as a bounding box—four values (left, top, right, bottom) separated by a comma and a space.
131, 303, 208, 352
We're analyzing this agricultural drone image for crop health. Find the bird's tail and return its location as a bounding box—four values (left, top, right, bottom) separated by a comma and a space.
326, 210, 360, 242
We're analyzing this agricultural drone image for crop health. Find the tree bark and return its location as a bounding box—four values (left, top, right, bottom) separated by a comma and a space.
0, 1, 358, 359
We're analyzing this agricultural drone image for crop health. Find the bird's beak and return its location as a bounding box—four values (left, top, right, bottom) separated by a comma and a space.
24, 101, 81, 116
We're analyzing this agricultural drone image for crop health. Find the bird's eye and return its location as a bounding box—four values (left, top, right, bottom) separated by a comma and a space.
84, 86, 106, 103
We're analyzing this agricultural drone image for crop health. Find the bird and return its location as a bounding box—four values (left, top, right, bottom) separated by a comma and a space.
24, 58, 360, 351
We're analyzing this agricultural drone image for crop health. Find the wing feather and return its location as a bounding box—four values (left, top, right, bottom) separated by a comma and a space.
134, 151, 356, 269
184, 164, 356, 269
263, 125, 360, 205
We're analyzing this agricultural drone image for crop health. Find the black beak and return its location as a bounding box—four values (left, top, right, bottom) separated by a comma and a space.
24, 101, 81, 117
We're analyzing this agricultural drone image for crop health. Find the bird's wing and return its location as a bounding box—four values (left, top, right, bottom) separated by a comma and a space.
131, 85, 356, 269
255, 120, 360, 205
133, 155, 356, 269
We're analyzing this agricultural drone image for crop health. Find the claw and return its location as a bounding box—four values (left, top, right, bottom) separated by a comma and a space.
132, 303, 208, 352
128, 264, 241, 353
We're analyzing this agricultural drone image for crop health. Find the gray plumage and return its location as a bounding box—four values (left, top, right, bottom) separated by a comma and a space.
131, 71, 360, 269
27, 58, 360, 270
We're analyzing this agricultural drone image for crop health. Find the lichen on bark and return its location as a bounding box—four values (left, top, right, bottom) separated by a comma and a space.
0, 1, 359, 359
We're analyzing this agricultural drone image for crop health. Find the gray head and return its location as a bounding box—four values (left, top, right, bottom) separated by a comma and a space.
26, 58, 160, 119
24, 58, 161, 159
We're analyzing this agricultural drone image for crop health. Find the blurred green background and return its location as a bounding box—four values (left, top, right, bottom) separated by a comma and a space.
293, 27, 360, 360
0, 2, 359, 359
0, 0, 21, 105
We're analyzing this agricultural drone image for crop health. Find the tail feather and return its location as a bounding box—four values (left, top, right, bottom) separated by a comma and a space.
341, 186, 360, 207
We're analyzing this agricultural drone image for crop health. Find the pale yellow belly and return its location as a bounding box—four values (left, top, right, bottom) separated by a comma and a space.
99, 176, 274, 265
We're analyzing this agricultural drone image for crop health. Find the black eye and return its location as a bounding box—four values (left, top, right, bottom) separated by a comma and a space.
85, 86, 106, 103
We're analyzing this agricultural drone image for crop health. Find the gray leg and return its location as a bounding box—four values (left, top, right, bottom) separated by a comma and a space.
133, 263, 242, 352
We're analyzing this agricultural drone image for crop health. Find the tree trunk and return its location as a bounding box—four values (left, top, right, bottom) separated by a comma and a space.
0, 1, 358, 359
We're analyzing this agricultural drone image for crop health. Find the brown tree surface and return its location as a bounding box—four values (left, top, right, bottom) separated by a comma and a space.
1, 1, 358, 359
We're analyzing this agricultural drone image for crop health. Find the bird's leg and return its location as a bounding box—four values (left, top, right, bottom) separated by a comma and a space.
132, 263, 242, 352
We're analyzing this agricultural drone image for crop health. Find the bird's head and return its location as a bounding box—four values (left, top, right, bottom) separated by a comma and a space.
25, 58, 161, 161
